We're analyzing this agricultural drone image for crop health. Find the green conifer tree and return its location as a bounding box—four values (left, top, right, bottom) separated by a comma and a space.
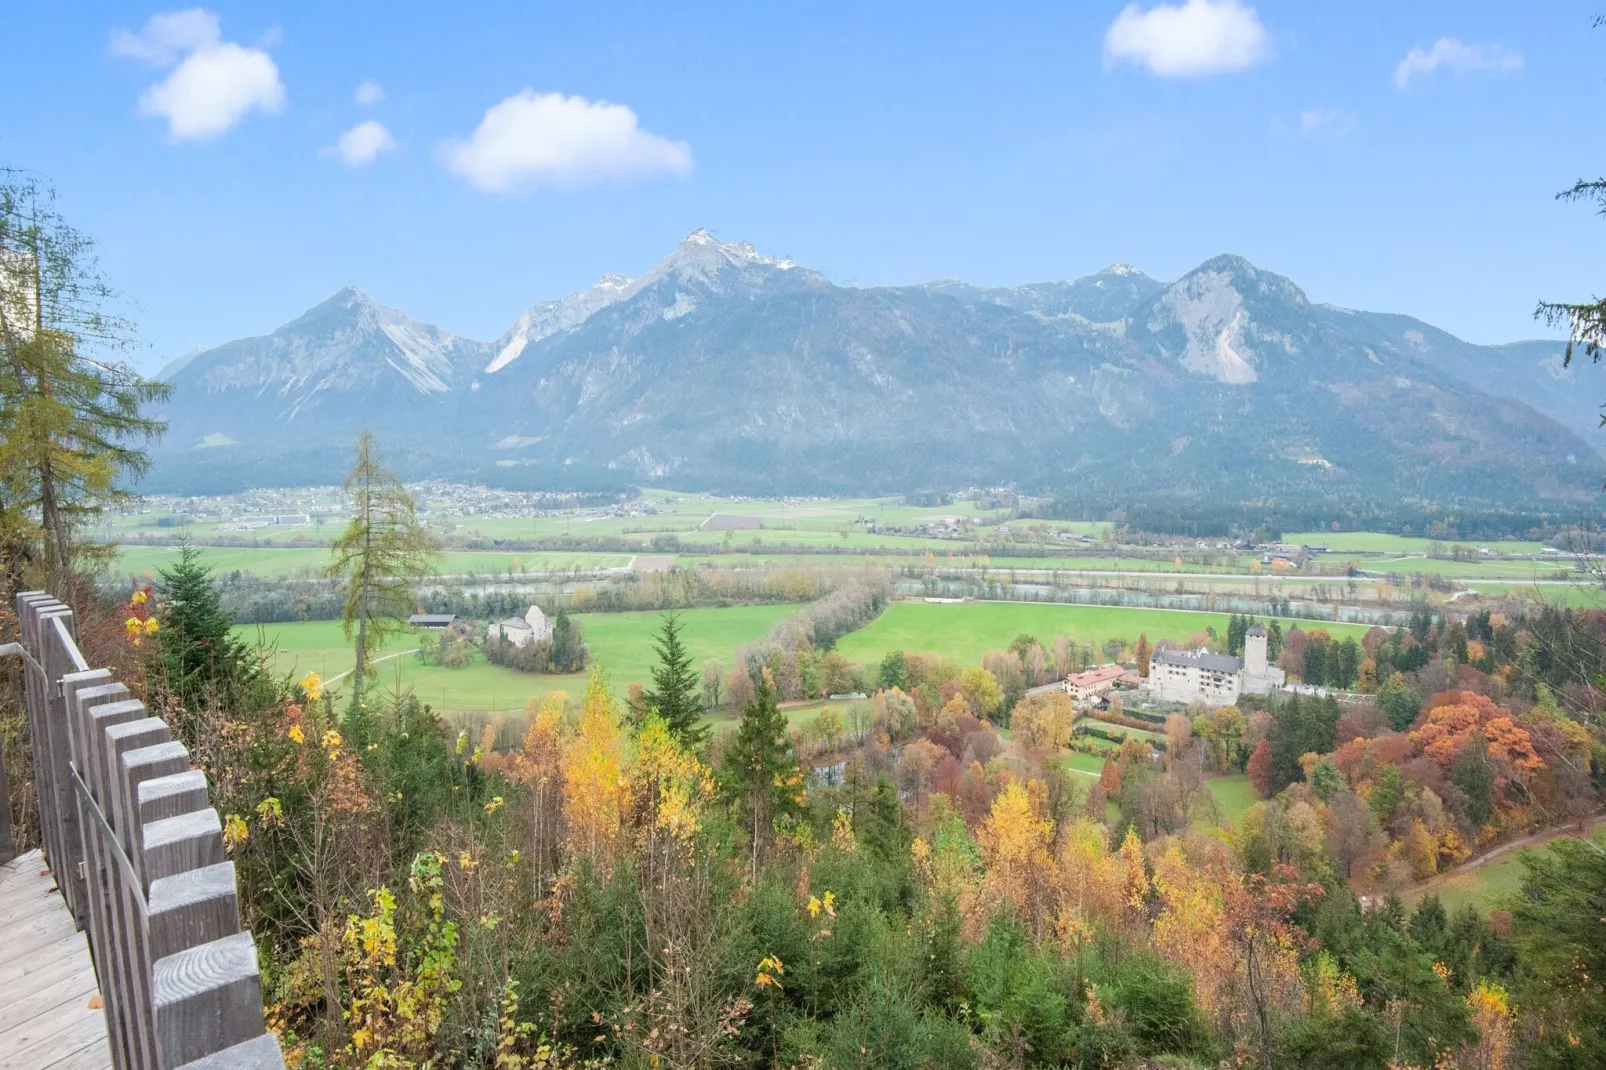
155, 542, 246, 707
720, 677, 801, 876
643, 612, 706, 746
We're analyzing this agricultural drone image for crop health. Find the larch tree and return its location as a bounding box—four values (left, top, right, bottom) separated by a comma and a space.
327, 432, 440, 705
643, 612, 707, 747
0, 172, 167, 588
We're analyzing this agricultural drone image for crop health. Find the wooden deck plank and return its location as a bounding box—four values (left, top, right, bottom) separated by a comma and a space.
0, 850, 110, 1070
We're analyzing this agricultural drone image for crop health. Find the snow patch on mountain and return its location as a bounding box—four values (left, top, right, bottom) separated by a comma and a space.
626, 228, 796, 296
488, 274, 634, 373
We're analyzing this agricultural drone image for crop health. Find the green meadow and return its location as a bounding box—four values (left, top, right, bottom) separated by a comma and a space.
833, 601, 1372, 668
237, 603, 795, 715
1283, 532, 1546, 555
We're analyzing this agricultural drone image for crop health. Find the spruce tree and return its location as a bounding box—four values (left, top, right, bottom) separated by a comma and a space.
720, 677, 801, 876
643, 612, 706, 746
156, 542, 246, 705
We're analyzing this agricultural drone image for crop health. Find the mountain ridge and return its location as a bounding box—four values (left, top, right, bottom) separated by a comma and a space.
147, 232, 1600, 506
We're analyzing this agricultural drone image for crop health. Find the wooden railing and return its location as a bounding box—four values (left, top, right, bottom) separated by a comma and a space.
7, 592, 285, 1069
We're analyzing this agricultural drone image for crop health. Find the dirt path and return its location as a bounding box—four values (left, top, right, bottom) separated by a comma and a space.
325, 648, 413, 686
1405, 811, 1606, 901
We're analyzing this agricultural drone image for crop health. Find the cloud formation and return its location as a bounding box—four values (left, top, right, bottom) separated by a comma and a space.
325, 120, 397, 167
440, 90, 693, 193
355, 80, 386, 106
111, 8, 284, 141
1394, 38, 1523, 89
1299, 109, 1357, 139
1104, 0, 1269, 78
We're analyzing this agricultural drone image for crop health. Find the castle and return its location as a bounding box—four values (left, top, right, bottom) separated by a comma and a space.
487, 605, 553, 648
1147, 623, 1286, 705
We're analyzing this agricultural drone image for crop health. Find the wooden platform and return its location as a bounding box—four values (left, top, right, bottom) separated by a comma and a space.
0, 850, 113, 1070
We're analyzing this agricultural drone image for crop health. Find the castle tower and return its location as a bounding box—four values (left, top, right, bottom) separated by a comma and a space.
1244, 623, 1268, 676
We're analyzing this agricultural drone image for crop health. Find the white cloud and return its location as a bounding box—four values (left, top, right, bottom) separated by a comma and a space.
111, 8, 284, 141
1298, 108, 1357, 139
440, 90, 692, 193
324, 120, 397, 167
1104, 0, 1270, 78
1394, 38, 1523, 89
109, 7, 219, 64
355, 80, 386, 106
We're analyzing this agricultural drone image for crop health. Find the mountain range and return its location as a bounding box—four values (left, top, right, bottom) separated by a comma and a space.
148, 230, 1604, 508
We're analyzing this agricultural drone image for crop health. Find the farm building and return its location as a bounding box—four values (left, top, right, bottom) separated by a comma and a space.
408, 613, 458, 631
1064, 663, 1127, 705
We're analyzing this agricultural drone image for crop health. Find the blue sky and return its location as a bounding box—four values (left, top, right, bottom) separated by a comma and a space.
4, 1, 1602, 370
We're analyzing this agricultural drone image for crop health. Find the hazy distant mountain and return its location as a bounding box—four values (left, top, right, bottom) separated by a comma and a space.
148, 233, 1603, 507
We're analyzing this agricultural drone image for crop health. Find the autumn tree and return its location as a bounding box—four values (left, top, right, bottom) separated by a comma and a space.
1247, 740, 1273, 797
562, 669, 631, 865
327, 431, 441, 703
1134, 632, 1152, 678
978, 780, 1056, 939
1013, 691, 1075, 752
958, 666, 1003, 720
0, 171, 167, 586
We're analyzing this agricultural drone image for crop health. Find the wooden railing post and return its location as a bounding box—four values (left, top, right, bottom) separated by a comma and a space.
0, 718, 13, 863
15, 591, 285, 1069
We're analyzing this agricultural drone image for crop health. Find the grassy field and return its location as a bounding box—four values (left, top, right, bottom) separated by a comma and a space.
1203, 775, 1257, 826
1284, 532, 1546, 555
1078, 719, 1165, 744
833, 601, 1372, 668
1057, 752, 1108, 777
1462, 582, 1603, 608
1408, 852, 1530, 915
1404, 825, 1606, 915
237, 603, 795, 714
1361, 556, 1571, 580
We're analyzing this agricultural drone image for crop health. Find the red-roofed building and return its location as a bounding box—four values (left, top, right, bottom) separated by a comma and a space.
1064, 663, 1128, 704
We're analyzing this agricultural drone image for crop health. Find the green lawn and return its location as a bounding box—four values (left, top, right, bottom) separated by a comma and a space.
237, 603, 795, 714
1409, 852, 1529, 916
1284, 532, 1546, 555
1057, 752, 1108, 777
1203, 775, 1257, 826
1077, 719, 1165, 744
833, 601, 1372, 669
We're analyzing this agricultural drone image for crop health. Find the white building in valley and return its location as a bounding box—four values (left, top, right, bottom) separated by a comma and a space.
488, 605, 553, 648
1147, 624, 1285, 705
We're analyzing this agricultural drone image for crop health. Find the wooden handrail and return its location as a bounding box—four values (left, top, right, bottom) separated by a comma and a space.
9, 592, 285, 1069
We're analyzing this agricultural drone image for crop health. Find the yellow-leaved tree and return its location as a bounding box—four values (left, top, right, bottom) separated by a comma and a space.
562, 668, 631, 866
